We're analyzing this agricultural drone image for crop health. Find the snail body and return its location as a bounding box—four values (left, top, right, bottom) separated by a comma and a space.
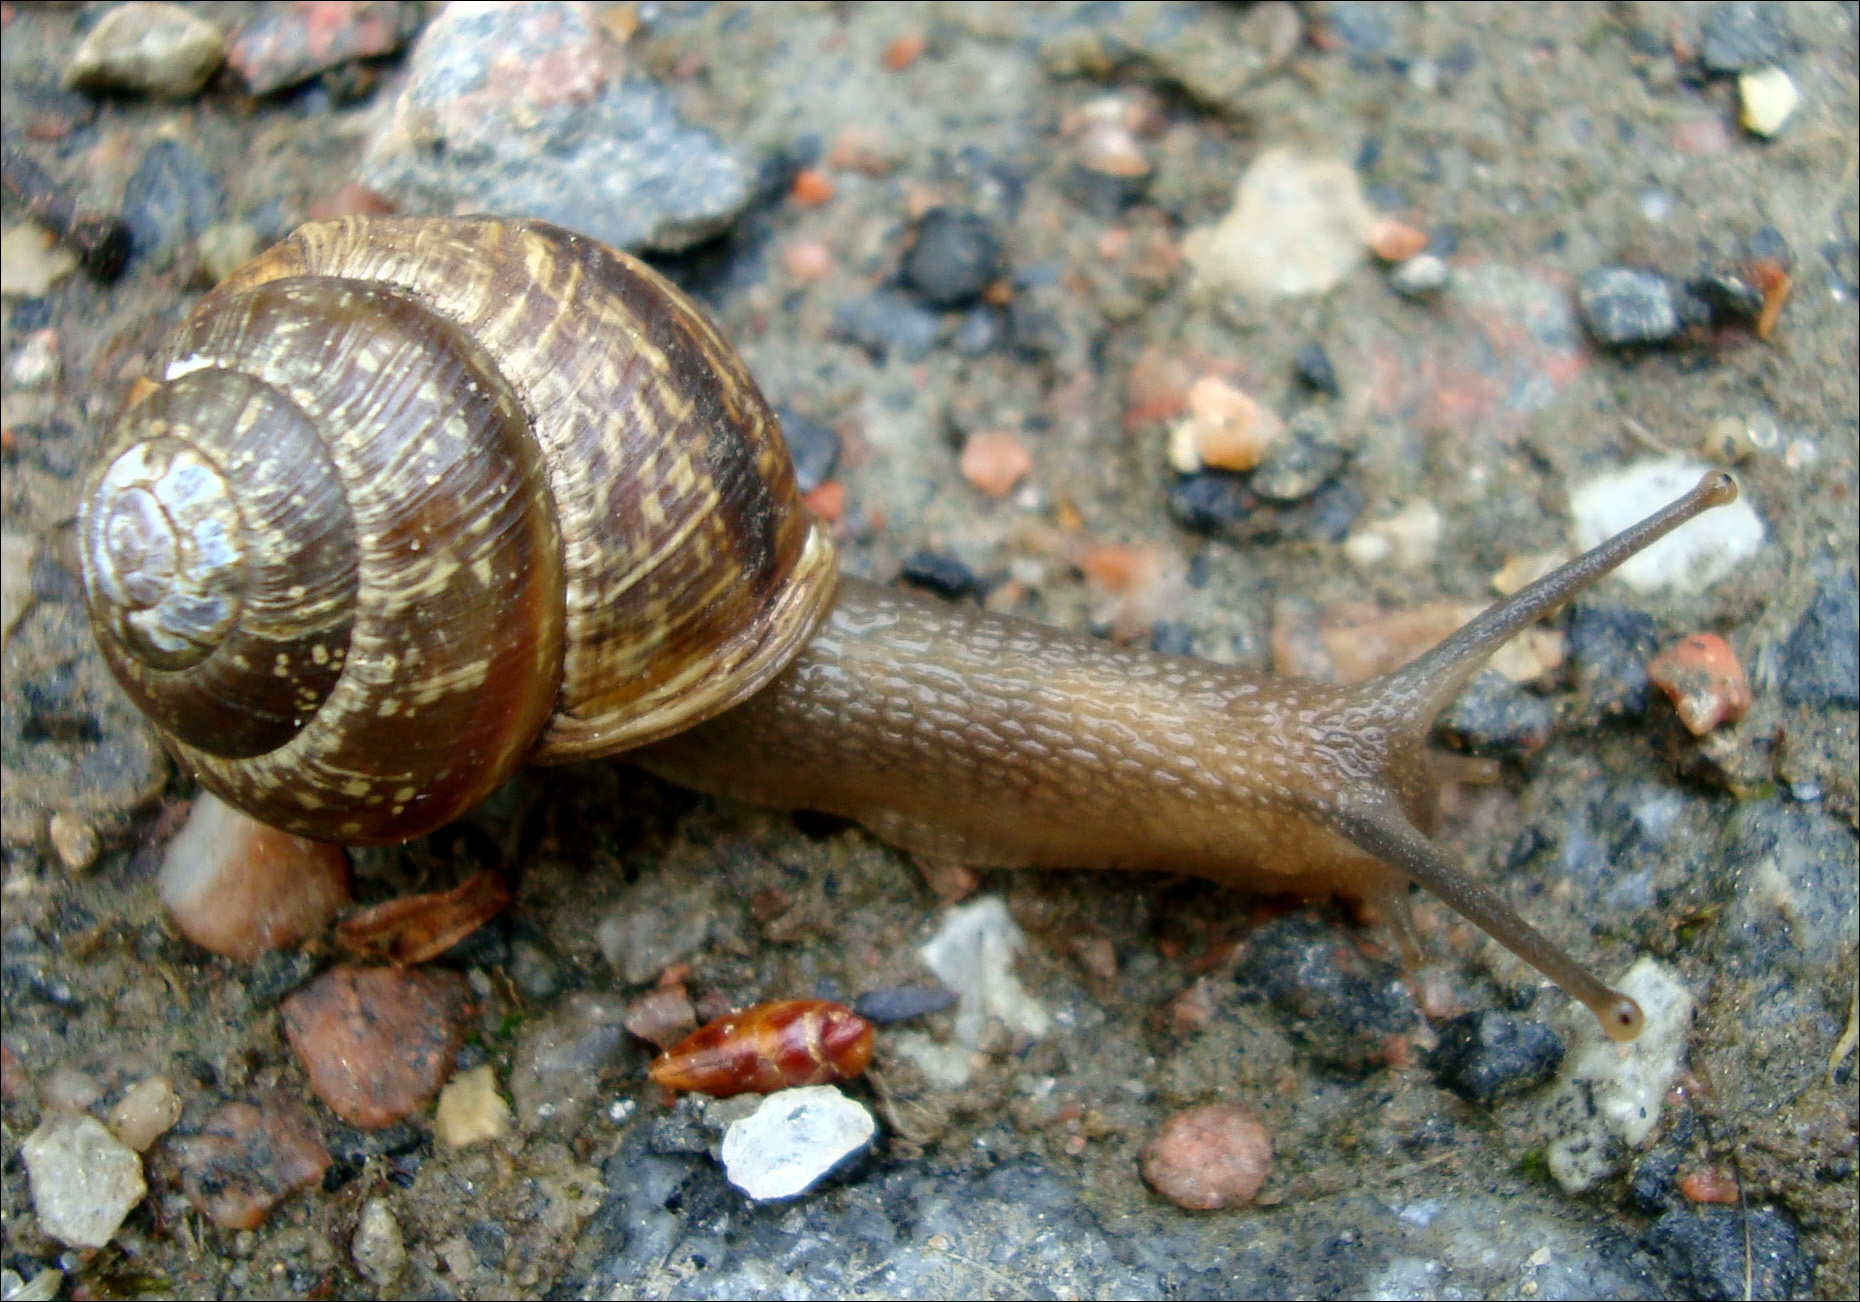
82, 216, 1738, 1041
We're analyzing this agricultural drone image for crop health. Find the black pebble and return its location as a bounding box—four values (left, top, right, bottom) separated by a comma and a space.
903, 208, 1002, 308
1425, 1010, 1565, 1103
776, 407, 841, 493
1687, 272, 1766, 324
1436, 670, 1554, 760
1294, 341, 1341, 396
1234, 913, 1416, 1076
1149, 621, 1195, 657
853, 985, 958, 1024
900, 551, 979, 599
1569, 603, 1660, 717
832, 290, 940, 361
1645, 1205, 1815, 1300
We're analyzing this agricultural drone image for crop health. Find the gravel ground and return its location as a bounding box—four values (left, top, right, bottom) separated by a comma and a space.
3, 3, 1855, 1300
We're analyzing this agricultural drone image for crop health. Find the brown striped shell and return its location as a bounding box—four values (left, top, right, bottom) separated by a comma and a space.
80, 216, 837, 843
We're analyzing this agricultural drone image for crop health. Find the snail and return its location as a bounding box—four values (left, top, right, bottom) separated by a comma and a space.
81, 215, 1739, 1042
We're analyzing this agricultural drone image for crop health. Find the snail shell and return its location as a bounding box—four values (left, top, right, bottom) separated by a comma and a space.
81, 217, 837, 842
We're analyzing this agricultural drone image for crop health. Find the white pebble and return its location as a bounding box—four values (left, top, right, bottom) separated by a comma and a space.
719, 1086, 876, 1201
1542, 957, 1694, 1193
22, 1112, 147, 1248
350, 1197, 407, 1287
1568, 458, 1764, 594
1739, 67, 1800, 138
433, 1064, 513, 1149
1344, 499, 1441, 573
1182, 148, 1371, 299
108, 1075, 182, 1151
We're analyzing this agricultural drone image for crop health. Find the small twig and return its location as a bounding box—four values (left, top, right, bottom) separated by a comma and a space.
1622, 416, 1673, 454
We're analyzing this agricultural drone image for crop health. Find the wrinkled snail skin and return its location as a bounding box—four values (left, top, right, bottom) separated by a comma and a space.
79, 216, 1740, 1043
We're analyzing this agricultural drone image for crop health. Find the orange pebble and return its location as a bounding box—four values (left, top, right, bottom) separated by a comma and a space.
1747, 260, 1791, 340
1679, 1166, 1741, 1204
959, 430, 1033, 497
883, 33, 926, 70
802, 479, 846, 521
1648, 633, 1751, 735
781, 240, 833, 281
790, 168, 836, 206
1367, 217, 1429, 263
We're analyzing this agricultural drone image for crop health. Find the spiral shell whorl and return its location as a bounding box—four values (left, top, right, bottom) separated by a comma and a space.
84, 276, 565, 842
229, 216, 839, 762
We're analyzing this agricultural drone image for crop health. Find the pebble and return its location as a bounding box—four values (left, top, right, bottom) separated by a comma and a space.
1577, 267, 1679, 346
8, 329, 60, 389
1542, 957, 1694, 1193
1688, 274, 1765, 329
1233, 912, 1416, 1074
1699, 2, 1787, 74
1645, 1206, 1814, 1301
1150, 621, 1195, 657
1140, 1105, 1271, 1211
0, 225, 79, 297
509, 994, 635, 1132
1436, 669, 1555, 759
1388, 252, 1451, 298
62, 2, 227, 99
22, 1112, 147, 1248
0, 1268, 62, 1301
159, 793, 350, 961
1567, 458, 1764, 594
1426, 1011, 1565, 1103
1366, 217, 1428, 263
959, 430, 1034, 497
1738, 67, 1800, 138
852, 984, 958, 1025
358, 2, 747, 252
227, 0, 419, 96
718, 1085, 877, 1202
1293, 340, 1341, 396
950, 305, 1002, 356
1677, 1166, 1740, 1205
47, 810, 99, 873
597, 903, 711, 985
781, 240, 833, 281
1568, 603, 1660, 717
121, 137, 226, 267
903, 208, 1003, 308
832, 289, 940, 361
194, 221, 259, 285
900, 551, 980, 599
280, 965, 470, 1129
899, 897, 1049, 1087
1251, 409, 1345, 502
433, 1065, 512, 1150
1779, 579, 1859, 707
350, 1197, 408, 1288
1647, 634, 1751, 735
107, 1073, 183, 1151
1182, 148, 1372, 300
623, 987, 699, 1051
1342, 498, 1440, 573
1167, 376, 1283, 473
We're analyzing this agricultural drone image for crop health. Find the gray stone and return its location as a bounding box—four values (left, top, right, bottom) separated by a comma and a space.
22, 1112, 148, 1248
1578, 267, 1680, 346
1436, 669, 1554, 760
719, 1086, 876, 1201
359, 2, 747, 253
1779, 577, 1859, 707
350, 1197, 407, 1287
1389, 252, 1451, 298
63, 2, 226, 99
903, 209, 1002, 308
832, 291, 940, 362
1699, 2, 1787, 74
1645, 1205, 1813, 1300
1250, 408, 1346, 502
